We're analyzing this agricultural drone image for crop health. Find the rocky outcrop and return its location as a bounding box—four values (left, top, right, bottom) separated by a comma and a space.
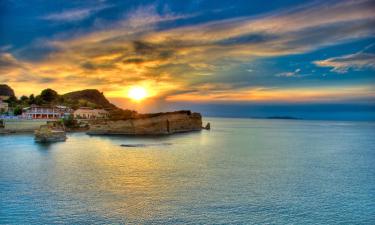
34, 122, 67, 142
88, 110, 203, 135
63, 89, 117, 109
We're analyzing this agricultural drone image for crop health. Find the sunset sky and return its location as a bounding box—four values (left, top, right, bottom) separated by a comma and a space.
1, 0, 374, 119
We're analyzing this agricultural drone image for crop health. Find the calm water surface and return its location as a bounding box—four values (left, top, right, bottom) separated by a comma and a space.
1, 118, 375, 224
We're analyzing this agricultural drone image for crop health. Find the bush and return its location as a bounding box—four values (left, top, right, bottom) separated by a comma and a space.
62, 115, 78, 128
13, 106, 23, 116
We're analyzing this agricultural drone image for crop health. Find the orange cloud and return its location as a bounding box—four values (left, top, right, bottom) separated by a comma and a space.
166, 85, 375, 103
1, 0, 374, 104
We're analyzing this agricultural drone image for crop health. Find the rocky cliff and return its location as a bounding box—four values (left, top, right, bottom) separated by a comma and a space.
88, 110, 203, 135
63, 89, 117, 109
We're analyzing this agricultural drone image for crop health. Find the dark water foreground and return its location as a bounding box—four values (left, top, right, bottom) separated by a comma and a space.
1, 118, 374, 224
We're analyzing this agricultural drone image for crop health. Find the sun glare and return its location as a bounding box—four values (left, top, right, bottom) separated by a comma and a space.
128, 86, 148, 101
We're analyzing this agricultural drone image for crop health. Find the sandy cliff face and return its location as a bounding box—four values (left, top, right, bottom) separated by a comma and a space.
88, 111, 202, 135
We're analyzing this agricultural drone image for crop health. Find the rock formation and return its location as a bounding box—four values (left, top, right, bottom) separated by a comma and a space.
88, 110, 203, 135
34, 121, 67, 142
63, 89, 117, 109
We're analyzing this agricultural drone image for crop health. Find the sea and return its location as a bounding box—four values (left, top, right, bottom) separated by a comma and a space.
0, 117, 374, 224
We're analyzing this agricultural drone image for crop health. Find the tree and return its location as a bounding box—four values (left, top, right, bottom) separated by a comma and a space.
87, 102, 97, 109
62, 114, 78, 128
40, 88, 58, 103
78, 99, 88, 107
20, 95, 29, 104
35, 95, 44, 105
20, 95, 28, 101
13, 106, 23, 116
5, 95, 18, 107
28, 94, 36, 105
57, 95, 65, 104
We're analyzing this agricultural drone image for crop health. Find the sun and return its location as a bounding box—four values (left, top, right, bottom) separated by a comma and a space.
128, 86, 148, 101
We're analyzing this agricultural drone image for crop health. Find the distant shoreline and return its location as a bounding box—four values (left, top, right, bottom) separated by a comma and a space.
204, 115, 302, 120
202, 115, 375, 122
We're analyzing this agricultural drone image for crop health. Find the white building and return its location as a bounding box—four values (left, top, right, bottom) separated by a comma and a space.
73, 107, 109, 119
22, 105, 73, 119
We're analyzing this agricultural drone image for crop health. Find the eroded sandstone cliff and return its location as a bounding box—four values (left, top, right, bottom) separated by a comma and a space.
88, 110, 203, 135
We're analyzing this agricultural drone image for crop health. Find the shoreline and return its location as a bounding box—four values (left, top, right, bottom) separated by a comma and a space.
2, 116, 373, 136
0, 129, 88, 135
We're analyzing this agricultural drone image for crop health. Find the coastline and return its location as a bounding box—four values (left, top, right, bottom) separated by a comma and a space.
2, 115, 374, 136
1, 110, 207, 136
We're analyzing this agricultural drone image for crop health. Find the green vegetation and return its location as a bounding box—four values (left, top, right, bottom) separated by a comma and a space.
1, 85, 138, 120
0, 84, 15, 97
62, 115, 79, 129
62, 89, 117, 109
13, 106, 23, 116
5, 95, 18, 108
40, 88, 58, 102
1, 88, 120, 116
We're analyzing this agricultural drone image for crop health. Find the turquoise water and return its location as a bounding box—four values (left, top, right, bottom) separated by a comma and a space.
1, 118, 375, 224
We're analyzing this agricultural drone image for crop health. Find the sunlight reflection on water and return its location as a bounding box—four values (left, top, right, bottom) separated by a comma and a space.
1, 118, 375, 224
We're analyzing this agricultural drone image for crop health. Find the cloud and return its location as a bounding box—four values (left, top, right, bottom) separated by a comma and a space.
42, 4, 113, 22
144, 0, 374, 54
0, 53, 21, 69
314, 52, 375, 73
276, 72, 297, 77
123, 4, 195, 28
276, 68, 304, 77
0, 53, 26, 75
166, 85, 375, 103
0, 45, 12, 52
4, 0, 375, 102
0, 53, 61, 92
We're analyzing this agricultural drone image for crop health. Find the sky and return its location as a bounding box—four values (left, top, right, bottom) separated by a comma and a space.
0, 0, 374, 119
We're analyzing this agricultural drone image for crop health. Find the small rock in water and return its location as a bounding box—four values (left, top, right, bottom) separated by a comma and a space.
34, 121, 67, 143
120, 144, 146, 147
120, 143, 172, 148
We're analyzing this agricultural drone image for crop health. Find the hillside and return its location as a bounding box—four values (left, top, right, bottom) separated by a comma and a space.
63, 89, 117, 109
1, 84, 129, 115
0, 84, 15, 97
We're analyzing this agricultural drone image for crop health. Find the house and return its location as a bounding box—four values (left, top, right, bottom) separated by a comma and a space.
94, 109, 110, 119
73, 107, 110, 119
22, 105, 73, 119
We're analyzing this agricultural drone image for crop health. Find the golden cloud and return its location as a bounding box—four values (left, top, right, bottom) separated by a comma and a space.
1, 0, 374, 104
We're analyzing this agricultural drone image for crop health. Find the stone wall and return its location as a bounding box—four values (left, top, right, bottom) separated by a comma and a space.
88, 111, 202, 135
2, 120, 48, 132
